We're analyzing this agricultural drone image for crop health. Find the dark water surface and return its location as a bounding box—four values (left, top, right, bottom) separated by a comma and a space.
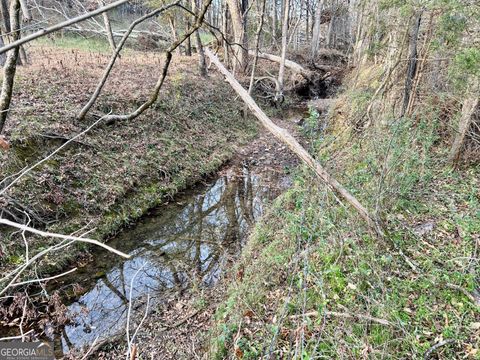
51, 165, 290, 355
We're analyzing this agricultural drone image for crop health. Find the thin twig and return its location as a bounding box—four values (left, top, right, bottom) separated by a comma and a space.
290, 310, 392, 326
11, 267, 77, 287
0, 218, 130, 259
424, 339, 455, 359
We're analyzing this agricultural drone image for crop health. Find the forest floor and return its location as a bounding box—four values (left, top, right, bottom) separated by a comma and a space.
0, 38, 259, 277
205, 67, 480, 359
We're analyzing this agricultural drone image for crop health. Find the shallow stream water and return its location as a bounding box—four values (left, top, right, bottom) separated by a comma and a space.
49, 164, 290, 356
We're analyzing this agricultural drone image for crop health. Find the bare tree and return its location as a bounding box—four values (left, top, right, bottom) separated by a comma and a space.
0, 0, 21, 133
310, 0, 323, 57
277, 0, 290, 95
192, 0, 207, 77
226, 0, 248, 73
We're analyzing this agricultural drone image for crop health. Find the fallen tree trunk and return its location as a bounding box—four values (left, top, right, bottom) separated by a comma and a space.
249, 50, 341, 83
249, 50, 312, 80
206, 48, 379, 233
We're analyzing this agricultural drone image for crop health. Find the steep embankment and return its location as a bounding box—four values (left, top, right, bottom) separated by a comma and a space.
0, 40, 257, 273
208, 63, 480, 358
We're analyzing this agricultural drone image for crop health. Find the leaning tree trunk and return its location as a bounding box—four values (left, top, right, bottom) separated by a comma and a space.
102, 12, 116, 51
99, 0, 117, 53
0, 0, 20, 133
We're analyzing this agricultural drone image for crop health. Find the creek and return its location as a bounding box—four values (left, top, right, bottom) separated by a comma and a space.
50, 162, 291, 356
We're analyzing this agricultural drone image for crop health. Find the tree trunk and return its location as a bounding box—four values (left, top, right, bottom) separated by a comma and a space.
102, 13, 116, 50
326, 14, 335, 48
222, 0, 229, 66
19, 0, 29, 21
449, 80, 479, 165
205, 48, 379, 233
247, 0, 266, 113
0, 30, 6, 66
0, 0, 11, 35
0, 0, 20, 134
226, 0, 247, 73
277, 0, 290, 93
310, 0, 323, 58
168, 15, 181, 55
192, 0, 207, 77
401, 11, 422, 117
99, 0, 117, 54
185, 18, 192, 56
272, 0, 277, 41
304, 0, 309, 41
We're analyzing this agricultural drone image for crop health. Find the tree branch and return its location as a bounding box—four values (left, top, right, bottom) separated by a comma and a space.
0, 0, 129, 55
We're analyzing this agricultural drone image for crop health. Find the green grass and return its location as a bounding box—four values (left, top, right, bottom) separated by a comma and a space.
34, 35, 114, 53
207, 67, 480, 358
209, 164, 480, 358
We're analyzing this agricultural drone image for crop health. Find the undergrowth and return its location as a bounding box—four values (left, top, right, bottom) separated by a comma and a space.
0, 39, 258, 274
208, 65, 480, 359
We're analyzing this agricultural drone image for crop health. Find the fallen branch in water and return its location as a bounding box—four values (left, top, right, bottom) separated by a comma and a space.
205, 48, 380, 234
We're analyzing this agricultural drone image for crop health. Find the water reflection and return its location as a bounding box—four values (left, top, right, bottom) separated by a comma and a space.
54, 165, 287, 355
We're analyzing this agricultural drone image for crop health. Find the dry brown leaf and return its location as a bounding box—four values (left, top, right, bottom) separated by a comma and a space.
0, 136, 9, 150
234, 346, 243, 359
